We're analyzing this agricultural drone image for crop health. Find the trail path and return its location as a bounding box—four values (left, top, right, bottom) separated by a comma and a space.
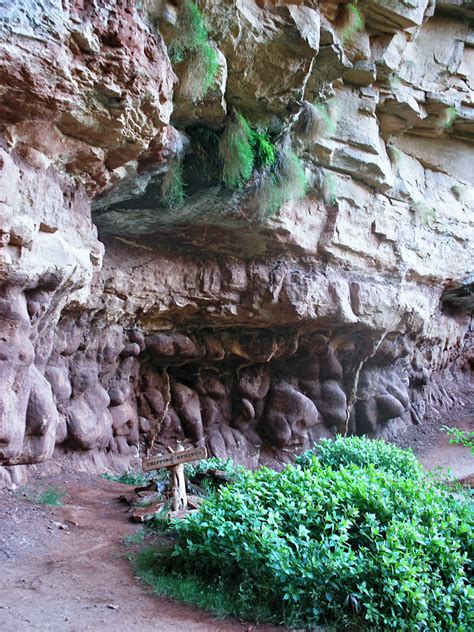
394, 401, 474, 480
0, 477, 281, 632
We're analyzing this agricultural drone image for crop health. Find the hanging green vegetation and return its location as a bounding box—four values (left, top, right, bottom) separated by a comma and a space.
273, 145, 308, 207
322, 171, 338, 205
178, 45, 219, 103
218, 111, 307, 215
338, 2, 365, 43
439, 105, 458, 130
251, 130, 277, 168
168, 0, 219, 103
168, 0, 208, 63
161, 159, 186, 208
190, 112, 306, 218
251, 144, 308, 219
218, 111, 255, 189
294, 100, 338, 141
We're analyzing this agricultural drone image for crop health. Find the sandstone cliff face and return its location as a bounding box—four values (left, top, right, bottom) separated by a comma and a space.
0, 0, 472, 485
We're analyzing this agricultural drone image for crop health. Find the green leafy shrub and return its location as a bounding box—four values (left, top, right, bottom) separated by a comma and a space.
102, 468, 166, 486
296, 435, 424, 480
161, 159, 186, 208
168, 0, 218, 102
218, 111, 255, 188
184, 456, 246, 481
442, 426, 474, 455
139, 440, 473, 630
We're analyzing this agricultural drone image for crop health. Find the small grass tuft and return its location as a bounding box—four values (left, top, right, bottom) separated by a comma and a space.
294, 100, 338, 142
37, 487, 65, 506
123, 528, 149, 547
19, 485, 66, 506
101, 469, 165, 486
387, 144, 404, 166
439, 106, 458, 130
338, 2, 365, 44
411, 198, 436, 225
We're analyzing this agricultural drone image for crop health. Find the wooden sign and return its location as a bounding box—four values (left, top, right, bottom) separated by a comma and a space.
142, 446, 207, 472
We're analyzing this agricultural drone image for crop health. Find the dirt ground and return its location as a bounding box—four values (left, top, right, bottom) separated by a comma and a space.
0, 476, 282, 632
0, 399, 472, 632
393, 397, 474, 480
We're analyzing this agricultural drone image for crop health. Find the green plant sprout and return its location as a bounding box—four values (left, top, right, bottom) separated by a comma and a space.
442, 426, 474, 455
168, 1, 218, 102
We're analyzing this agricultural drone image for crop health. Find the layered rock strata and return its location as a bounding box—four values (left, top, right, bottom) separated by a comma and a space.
0, 0, 472, 484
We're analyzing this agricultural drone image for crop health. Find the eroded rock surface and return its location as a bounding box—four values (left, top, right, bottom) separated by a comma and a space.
0, 0, 472, 483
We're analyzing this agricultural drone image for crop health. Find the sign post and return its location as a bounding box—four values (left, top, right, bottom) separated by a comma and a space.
142, 445, 207, 513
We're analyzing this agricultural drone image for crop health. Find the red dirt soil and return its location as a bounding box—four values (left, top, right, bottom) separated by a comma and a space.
0, 476, 283, 632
